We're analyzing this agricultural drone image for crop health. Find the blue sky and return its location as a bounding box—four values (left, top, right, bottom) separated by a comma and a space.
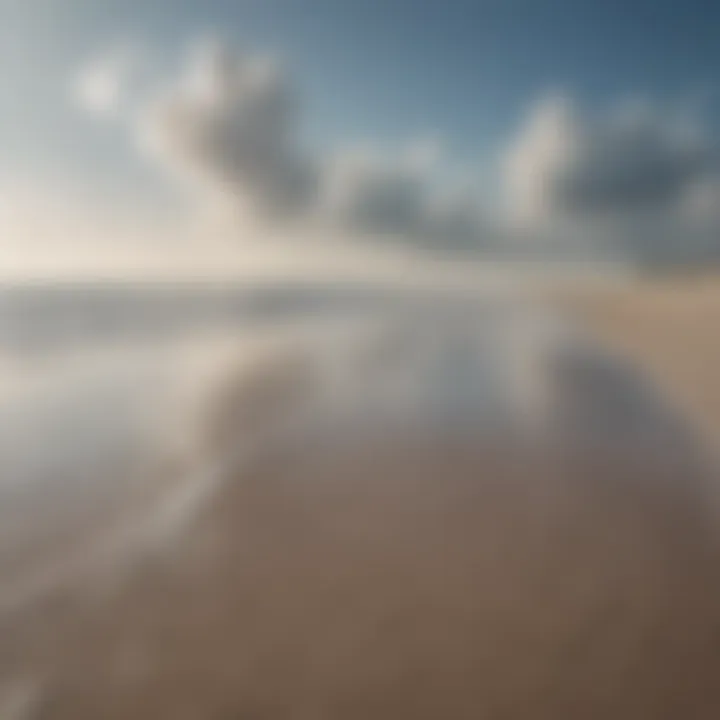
2, 0, 717, 186
1, 0, 720, 271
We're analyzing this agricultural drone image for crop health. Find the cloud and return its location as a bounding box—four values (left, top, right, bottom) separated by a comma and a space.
73, 47, 139, 117
138, 41, 317, 222
75, 39, 720, 266
503, 96, 713, 220
120, 41, 495, 251
319, 142, 505, 253
503, 95, 581, 229
321, 145, 432, 237
502, 94, 720, 264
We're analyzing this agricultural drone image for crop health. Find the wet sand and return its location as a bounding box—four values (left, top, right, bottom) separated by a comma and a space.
2, 302, 720, 718
561, 275, 720, 442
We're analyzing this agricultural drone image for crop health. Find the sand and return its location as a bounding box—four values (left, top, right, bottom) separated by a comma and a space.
559, 275, 720, 445
2, 291, 720, 718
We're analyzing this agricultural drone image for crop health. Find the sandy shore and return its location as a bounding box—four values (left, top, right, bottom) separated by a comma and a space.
2, 431, 720, 718
2, 292, 720, 718
554, 275, 720, 445
1, 341, 720, 717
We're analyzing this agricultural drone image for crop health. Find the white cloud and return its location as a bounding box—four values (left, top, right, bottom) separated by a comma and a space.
73, 47, 139, 118
502, 95, 582, 229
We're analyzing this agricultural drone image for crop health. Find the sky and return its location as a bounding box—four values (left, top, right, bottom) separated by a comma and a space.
1, 0, 720, 275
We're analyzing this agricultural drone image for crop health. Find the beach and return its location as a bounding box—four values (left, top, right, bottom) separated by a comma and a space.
1, 281, 720, 718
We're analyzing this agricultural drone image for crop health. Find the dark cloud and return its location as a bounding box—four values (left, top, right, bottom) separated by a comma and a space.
133, 43, 497, 251
321, 145, 502, 253
139, 41, 317, 220
556, 112, 713, 215
322, 150, 429, 237
503, 95, 720, 264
